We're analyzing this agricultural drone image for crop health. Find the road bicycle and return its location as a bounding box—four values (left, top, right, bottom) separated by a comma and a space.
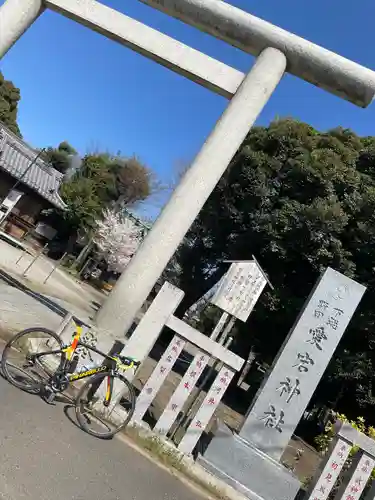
1, 320, 140, 439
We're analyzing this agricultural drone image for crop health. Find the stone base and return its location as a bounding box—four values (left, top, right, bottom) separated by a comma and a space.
197, 423, 301, 500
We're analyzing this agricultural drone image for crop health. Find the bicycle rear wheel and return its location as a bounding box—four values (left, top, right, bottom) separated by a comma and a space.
1, 327, 64, 393
75, 372, 136, 439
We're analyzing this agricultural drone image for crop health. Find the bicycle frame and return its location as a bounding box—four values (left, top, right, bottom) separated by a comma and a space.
33, 322, 135, 386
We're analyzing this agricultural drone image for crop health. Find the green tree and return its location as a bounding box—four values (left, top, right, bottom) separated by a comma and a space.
41, 153, 154, 249
112, 156, 152, 206
0, 71, 21, 137
77, 154, 152, 208
42, 141, 77, 174
173, 119, 375, 421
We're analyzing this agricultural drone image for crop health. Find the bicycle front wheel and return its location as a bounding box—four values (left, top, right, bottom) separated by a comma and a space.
75, 372, 136, 439
1, 327, 64, 393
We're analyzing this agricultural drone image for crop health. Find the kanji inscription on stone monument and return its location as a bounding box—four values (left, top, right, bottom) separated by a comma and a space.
239, 267, 366, 461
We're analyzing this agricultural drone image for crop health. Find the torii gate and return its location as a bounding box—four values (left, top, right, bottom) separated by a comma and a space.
2, 0, 375, 338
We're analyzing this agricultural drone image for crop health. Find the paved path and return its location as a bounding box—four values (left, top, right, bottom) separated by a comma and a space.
0, 239, 104, 319
0, 376, 205, 500
0, 285, 62, 337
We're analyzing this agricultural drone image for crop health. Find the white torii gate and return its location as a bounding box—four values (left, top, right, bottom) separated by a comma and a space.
2, 0, 375, 339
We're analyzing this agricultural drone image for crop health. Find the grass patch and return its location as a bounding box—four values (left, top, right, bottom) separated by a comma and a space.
124, 424, 233, 500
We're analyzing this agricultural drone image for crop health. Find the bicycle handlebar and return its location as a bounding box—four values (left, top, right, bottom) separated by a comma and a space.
118, 355, 140, 367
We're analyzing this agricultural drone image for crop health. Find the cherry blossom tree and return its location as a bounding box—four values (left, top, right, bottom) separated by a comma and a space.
93, 208, 142, 272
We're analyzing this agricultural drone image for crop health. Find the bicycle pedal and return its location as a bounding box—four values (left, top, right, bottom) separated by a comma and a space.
42, 387, 56, 405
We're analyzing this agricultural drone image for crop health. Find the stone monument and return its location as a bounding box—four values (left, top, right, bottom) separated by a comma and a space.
198, 267, 366, 500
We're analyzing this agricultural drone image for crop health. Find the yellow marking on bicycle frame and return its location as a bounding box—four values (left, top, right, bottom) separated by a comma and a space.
69, 365, 106, 381
105, 377, 111, 402
63, 324, 82, 360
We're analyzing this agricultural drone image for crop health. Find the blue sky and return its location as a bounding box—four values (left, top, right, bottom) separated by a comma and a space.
1, 0, 375, 214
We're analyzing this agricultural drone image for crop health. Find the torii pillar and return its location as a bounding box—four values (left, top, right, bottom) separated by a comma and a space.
98, 0, 375, 336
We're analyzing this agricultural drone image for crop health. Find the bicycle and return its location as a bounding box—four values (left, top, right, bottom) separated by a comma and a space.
1, 320, 140, 439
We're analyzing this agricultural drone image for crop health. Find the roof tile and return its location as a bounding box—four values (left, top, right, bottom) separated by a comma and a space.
0, 124, 67, 210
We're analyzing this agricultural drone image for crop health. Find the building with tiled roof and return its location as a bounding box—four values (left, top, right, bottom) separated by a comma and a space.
0, 123, 66, 241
